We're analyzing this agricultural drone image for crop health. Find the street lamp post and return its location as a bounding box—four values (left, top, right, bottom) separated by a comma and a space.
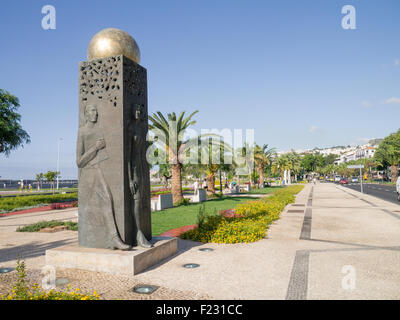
219, 168, 222, 193
56, 138, 63, 190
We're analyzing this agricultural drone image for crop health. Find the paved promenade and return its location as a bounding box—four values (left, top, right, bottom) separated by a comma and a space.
1, 183, 399, 299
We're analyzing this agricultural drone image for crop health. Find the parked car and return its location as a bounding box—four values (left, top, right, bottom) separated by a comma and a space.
351, 177, 358, 183
339, 178, 348, 185
334, 175, 341, 182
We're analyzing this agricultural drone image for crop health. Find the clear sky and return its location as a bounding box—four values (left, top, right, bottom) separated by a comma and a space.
1, 0, 399, 179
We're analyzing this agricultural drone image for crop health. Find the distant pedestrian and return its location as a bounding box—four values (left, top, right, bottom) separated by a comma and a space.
193, 180, 199, 195
203, 179, 208, 190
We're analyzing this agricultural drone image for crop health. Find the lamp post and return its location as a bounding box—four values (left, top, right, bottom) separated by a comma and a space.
56, 138, 63, 190
219, 168, 222, 193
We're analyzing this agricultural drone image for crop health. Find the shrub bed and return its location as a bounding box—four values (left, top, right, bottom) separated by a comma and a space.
0, 193, 78, 213
180, 185, 304, 244
0, 260, 99, 300
16, 220, 78, 232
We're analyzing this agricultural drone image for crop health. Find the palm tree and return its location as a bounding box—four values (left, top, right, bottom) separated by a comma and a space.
287, 152, 302, 182
158, 163, 172, 188
254, 144, 276, 188
199, 137, 233, 194
43, 171, 59, 194
272, 154, 291, 184
35, 173, 44, 190
148, 110, 198, 203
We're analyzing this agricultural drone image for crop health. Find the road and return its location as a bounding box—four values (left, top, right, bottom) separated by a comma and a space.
341, 182, 399, 204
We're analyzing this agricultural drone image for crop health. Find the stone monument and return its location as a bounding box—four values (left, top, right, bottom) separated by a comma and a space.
77, 28, 151, 250
46, 28, 177, 275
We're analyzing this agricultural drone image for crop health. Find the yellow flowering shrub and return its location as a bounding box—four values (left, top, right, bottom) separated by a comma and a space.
180, 185, 304, 244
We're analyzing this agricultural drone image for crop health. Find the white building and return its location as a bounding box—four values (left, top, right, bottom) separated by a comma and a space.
280, 138, 380, 165
356, 146, 376, 160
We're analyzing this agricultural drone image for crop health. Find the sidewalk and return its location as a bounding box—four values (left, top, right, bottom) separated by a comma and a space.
1, 183, 399, 299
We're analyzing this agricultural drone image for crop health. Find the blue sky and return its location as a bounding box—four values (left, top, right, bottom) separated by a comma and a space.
1, 0, 399, 179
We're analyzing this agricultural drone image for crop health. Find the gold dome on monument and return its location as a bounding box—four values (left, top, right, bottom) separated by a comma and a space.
87, 28, 140, 64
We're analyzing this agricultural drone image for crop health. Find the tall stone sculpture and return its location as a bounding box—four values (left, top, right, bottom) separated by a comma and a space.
77, 28, 152, 250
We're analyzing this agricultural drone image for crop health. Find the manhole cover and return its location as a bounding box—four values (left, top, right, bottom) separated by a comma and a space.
183, 263, 200, 269
0, 268, 14, 274
199, 248, 214, 252
55, 278, 69, 286
132, 285, 158, 294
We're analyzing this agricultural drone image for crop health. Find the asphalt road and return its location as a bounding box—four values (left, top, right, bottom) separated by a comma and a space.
341, 182, 400, 204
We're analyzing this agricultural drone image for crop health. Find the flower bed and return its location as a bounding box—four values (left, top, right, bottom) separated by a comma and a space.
219, 209, 241, 218
0, 260, 100, 300
50, 201, 78, 210
180, 185, 304, 244
159, 224, 198, 237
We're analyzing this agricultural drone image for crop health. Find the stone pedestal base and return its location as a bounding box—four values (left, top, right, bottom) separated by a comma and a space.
45, 237, 177, 276
192, 189, 206, 203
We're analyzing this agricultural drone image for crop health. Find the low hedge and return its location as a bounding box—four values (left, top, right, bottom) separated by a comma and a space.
0, 193, 78, 213
180, 185, 304, 244
16, 220, 78, 232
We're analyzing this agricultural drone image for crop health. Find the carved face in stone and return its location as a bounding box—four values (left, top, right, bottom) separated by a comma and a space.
85, 105, 98, 123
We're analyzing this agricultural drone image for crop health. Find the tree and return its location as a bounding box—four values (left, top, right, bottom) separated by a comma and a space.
35, 173, 44, 190
286, 152, 302, 182
324, 153, 339, 166
43, 171, 59, 193
198, 136, 232, 194
0, 89, 30, 155
272, 154, 291, 182
148, 110, 198, 203
158, 163, 172, 188
254, 144, 276, 187
301, 154, 318, 173
374, 129, 400, 182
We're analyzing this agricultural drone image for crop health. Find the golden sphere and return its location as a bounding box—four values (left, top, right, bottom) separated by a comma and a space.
87, 28, 140, 64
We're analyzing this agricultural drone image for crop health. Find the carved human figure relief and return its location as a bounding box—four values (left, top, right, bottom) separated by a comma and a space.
127, 104, 152, 248
76, 104, 130, 250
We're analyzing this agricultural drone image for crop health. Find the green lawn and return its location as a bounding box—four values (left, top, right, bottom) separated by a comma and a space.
151, 196, 258, 236
244, 186, 284, 195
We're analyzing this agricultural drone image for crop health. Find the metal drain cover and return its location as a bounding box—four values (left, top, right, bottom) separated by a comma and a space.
183, 263, 200, 269
132, 285, 158, 294
55, 278, 69, 286
199, 248, 214, 252
0, 268, 14, 274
